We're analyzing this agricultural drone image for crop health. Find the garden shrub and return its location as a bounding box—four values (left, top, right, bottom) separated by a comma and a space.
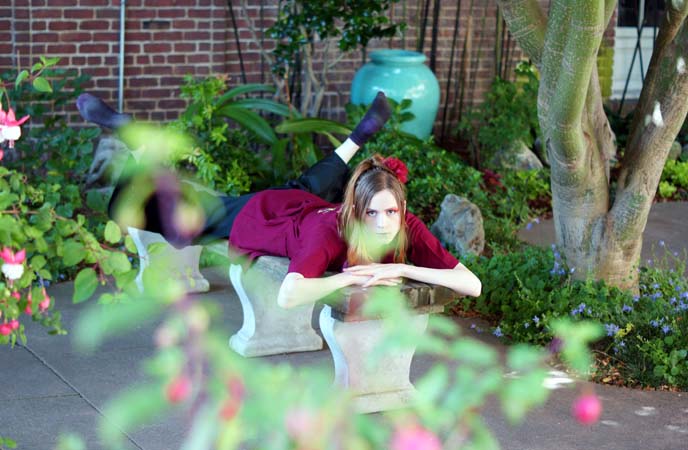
462, 245, 688, 390
658, 159, 688, 200
456, 61, 541, 167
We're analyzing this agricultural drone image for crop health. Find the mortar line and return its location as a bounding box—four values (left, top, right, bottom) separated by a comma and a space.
19, 343, 145, 450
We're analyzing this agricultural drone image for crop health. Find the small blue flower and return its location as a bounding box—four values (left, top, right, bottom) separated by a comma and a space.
659, 240, 665, 247
524, 322, 530, 328
670, 297, 678, 306
622, 304, 633, 313
534, 218, 540, 224
493, 327, 503, 337
651, 292, 662, 301
570, 267, 576, 274
632, 295, 640, 303
650, 319, 660, 328
532, 316, 540, 325
662, 324, 671, 335
605, 323, 620, 337
526, 222, 533, 230
470, 323, 476, 329
651, 283, 660, 290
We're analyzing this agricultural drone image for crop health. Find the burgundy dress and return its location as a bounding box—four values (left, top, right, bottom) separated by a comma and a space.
229, 189, 458, 278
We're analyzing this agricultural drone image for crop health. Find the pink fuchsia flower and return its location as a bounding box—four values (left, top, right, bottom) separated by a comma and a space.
572, 393, 602, 425
39, 288, 51, 312
0, 104, 30, 148
390, 424, 442, 450
0, 322, 13, 335
1, 247, 26, 281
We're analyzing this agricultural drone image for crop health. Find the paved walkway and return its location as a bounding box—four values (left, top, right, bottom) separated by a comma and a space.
2, 203, 687, 450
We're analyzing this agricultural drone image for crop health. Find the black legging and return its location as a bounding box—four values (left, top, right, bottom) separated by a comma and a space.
110, 152, 350, 245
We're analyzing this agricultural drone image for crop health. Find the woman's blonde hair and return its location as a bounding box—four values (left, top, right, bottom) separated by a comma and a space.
339, 154, 408, 266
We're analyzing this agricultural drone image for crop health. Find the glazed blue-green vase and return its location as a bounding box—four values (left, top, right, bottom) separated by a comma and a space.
351, 49, 440, 139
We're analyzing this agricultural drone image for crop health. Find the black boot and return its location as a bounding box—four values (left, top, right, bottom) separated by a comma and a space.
349, 91, 392, 146
76, 93, 132, 130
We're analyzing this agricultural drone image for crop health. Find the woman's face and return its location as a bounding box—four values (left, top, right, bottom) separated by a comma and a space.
362, 189, 402, 245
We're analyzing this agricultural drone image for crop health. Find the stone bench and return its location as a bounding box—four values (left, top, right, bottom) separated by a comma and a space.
320, 282, 456, 414
228, 256, 324, 357
128, 227, 214, 293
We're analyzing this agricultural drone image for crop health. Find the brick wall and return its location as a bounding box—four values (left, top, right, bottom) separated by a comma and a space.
1, 0, 614, 140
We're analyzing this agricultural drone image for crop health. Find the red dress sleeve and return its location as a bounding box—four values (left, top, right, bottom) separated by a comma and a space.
405, 212, 459, 269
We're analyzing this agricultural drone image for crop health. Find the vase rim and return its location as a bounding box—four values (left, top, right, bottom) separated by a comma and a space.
369, 49, 426, 64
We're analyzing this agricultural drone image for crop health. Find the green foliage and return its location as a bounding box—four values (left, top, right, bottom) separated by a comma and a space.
0, 59, 139, 349
68, 266, 599, 449
462, 244, 688, 389
268, 0, 405, 75
658, 159, 688, 200
170, 76, 280, 195
456, 62, 541, 166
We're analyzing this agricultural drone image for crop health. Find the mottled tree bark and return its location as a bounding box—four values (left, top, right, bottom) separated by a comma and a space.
497, 0, 688, 291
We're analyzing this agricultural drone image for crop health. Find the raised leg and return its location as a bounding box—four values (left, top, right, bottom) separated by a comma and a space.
228, 257, 323, 357
128, 227, 209, 293
319, 305, 430, 414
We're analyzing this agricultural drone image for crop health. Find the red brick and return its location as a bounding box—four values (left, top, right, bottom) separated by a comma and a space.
129, 77, 157, 87
64, 9, 94, 19
79, 0, 109, 6
144, 43, 172, 53
33, 9, 62, 18
183, 31, 210, 40
94, 32, 120, 41
60, 32, 93, 42
80, 20, 112, 31
96, 9, 120, 19
128, 9, 156, 19
154, 31, 183, 41
48, 21, 77, 31
47, 0, 78, 5
47, 44, 77, 53
80, 43, 110, 53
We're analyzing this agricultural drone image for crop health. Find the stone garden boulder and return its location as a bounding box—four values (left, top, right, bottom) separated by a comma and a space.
491, 139, 543, 171
430, 194, 485, 257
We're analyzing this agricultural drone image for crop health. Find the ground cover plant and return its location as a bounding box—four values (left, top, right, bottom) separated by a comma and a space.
460, 245, 688, 390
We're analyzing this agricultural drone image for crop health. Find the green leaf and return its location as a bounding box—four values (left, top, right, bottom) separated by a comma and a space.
32, 76, 53, 93
101, 252, 132, 275
62, 240, 86, 266
215, 105, 276, 144
507, 344, 544, 371
73, 268, 98, 304
104, 221, 122, 244
30, 254, 47, 271
124, 235, 138, 254
232, 98, 291, 117
216, 83, 275, 105
15, 70, 29, 88
275, 118, 352, 136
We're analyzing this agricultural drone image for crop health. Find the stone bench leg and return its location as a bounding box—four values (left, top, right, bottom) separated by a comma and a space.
127, 227, 210, 293
319, 305, 430, 414
228, 259, 323, 357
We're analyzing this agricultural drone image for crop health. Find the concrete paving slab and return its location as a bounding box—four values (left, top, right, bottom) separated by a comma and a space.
0, 395, 138, 450
0, 345, 74, 401
519, 201, 688, 276
2, 201, 688, 450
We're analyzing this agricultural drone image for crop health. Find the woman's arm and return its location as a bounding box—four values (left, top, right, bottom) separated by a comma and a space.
277, 271, 402, 309
343, 262, 482, 298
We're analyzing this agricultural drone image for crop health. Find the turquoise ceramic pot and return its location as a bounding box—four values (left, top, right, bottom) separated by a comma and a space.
351, 49, 440, 139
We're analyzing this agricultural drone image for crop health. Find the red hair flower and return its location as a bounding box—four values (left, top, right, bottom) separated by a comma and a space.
383, 157, 409, 184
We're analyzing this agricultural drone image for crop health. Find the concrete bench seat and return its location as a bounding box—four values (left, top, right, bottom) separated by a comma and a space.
320, 282, 456, 414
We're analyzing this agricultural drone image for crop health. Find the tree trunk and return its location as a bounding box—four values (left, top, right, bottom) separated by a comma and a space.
497, 0, 688, 292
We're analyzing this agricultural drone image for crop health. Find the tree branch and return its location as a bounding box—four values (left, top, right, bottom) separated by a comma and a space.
496, 0, 547, 64
613, 17, 688, 241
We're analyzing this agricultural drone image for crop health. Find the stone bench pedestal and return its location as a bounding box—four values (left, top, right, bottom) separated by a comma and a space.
128, 227, 210, 293
228, 256, 323, 357
320, 283, 455, 414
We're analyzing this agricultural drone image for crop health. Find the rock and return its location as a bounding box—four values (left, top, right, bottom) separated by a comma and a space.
681, 144, 688, 162
491, 139, 544, 171
668, 141, 682, 161
86, 136, 131, 187
430, 194, 485, 257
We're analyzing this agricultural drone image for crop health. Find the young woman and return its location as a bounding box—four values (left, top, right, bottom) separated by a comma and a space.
78, 92, 481, 307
